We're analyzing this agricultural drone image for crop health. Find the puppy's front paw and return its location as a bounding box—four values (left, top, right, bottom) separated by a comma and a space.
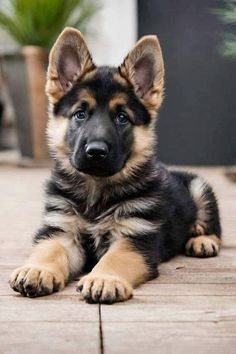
9, 265, 65, 297
77, 273, 133, 304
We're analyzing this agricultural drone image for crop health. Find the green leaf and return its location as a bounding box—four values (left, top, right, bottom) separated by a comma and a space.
213, 1, 236, 58
0, 0, 98, 48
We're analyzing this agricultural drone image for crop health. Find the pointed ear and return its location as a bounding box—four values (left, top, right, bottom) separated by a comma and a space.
46, 27, 95, 103
119, 35, 164, 114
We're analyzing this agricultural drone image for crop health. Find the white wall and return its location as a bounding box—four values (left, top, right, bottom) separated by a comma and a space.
87, 0, 137, 66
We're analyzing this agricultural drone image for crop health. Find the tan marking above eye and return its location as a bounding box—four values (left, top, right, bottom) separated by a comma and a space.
109, 94, 127, 111
124, 107, 134, 121
71, 89, 97, 113
109, 94, 134, 121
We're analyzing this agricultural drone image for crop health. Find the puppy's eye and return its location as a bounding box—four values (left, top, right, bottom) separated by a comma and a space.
73, 109, 87, 121
116, 112, 129, 125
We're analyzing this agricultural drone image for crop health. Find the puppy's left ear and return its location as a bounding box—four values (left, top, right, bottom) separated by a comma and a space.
119, 35, 164, 114
46, 27, 95, 103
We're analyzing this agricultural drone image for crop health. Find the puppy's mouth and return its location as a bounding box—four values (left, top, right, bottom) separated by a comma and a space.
70, 159, 123, 177
79, 166, 117, 177
69, 152, 130, 178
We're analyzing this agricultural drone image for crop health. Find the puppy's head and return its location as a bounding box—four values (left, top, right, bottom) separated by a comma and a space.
46, 27, 164, 178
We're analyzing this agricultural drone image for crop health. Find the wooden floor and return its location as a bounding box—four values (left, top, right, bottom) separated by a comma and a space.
0, 166, 236, 354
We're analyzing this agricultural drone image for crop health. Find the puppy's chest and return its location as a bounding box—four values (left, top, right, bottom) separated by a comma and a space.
78, 212, 121, 259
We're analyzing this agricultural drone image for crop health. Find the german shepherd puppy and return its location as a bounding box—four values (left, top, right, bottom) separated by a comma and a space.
10, 28, 221, 303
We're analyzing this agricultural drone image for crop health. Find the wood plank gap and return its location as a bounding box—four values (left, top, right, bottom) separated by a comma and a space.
100, 320, 236, 324
99, 304, 104, 354
0, 320, 98, 323
3, 294, 236, 297
148, 282, 236, 285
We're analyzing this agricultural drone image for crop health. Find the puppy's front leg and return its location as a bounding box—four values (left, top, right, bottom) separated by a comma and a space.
77, 238, 150, 304
9, 238, 72, 297
10, 194, 87, 297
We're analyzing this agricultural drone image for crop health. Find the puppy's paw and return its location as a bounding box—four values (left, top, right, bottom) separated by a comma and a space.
185, 235, 220, 258
76, 273, 133, 304
9, 265, 65, 297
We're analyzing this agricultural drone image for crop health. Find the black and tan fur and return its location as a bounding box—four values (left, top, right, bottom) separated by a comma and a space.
10, 28, 221, 303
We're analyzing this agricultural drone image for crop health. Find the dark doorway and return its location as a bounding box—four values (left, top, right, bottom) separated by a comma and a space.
138, 0, 236, 165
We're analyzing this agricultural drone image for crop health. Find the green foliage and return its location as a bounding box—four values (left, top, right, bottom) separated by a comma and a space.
214, 0, 236, 24
214, 0, 236, 58
0, 0, 98, 48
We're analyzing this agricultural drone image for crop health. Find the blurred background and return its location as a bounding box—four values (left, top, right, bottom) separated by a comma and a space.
0, 0, 235, 171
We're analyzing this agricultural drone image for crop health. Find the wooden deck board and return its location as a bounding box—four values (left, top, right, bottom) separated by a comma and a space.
100, 295, 236, 322
1, 322, 99, 354
102, 322, 236, 354
0, 166, 235, 353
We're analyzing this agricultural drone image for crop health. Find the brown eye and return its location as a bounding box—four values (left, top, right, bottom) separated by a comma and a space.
116, 112, 129, 125
73, 109, 87, 121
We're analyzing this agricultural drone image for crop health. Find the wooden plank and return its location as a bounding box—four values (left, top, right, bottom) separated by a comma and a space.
134, 283, 236, 296
0, 296, 99, 323
2, 270, 236, 297
150, 272, 236, 284
102, 322, 236, 354
0, 322, 99, 354
3, 271, 236, 297
157, 249, 236, 268
0, 249, 31, 265
2, 268, 236, 298
101, 295, 236, 322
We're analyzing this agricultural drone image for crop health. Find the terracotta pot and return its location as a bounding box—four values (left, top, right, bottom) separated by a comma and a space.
21, 46, 48, 160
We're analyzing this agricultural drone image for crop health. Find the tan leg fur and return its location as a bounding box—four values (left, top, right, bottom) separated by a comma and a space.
77, 238, 149, 304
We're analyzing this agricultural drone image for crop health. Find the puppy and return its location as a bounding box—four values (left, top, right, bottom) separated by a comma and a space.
10, 28, 221, 303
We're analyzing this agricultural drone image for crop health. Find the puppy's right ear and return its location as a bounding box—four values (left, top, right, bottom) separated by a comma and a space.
46, 27, 95, 103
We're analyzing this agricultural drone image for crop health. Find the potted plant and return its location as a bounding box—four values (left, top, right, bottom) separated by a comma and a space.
214, 0, 236, 181
0, 0, 97, 162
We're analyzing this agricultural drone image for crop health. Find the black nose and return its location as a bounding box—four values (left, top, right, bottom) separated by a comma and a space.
85, 142, 109, 161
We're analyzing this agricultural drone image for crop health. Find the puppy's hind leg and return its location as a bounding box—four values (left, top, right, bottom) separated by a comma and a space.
185, 176, 222, 258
